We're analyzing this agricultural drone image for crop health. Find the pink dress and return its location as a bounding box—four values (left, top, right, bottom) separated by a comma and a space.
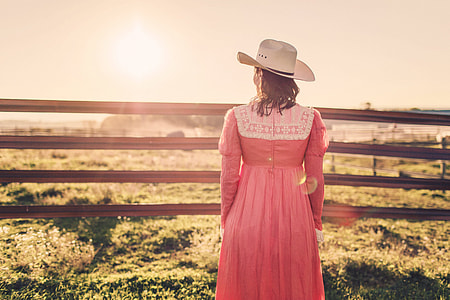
216, 103, 328, 300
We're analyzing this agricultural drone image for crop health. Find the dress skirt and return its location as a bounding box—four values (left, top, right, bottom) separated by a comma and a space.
216, 164, 325, 299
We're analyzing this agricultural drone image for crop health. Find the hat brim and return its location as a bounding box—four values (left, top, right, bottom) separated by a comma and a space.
237, 52, 315, 82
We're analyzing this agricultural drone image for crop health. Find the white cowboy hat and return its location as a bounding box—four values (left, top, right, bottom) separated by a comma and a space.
237, 39, 315, 81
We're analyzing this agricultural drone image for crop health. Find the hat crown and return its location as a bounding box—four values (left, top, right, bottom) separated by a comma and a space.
236, 38, 315, 81
255, 39, 297, 74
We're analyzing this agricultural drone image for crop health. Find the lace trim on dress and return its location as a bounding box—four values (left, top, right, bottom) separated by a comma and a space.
234, 104, 314, 140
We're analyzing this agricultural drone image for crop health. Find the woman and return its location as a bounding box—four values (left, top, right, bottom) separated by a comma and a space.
216, 39, 328, 300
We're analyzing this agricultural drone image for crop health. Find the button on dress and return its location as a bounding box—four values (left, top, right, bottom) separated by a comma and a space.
216, 103, 328, 300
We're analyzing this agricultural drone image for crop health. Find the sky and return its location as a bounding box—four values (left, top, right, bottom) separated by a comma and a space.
1, 0, 449, 113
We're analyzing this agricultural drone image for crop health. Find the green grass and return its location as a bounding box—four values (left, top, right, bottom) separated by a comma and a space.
0, 148, 449, 299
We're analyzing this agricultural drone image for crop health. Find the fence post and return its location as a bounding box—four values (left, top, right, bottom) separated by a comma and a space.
441, 137, 447, 179
330, 137, 336, 173
373, 156, 377, 176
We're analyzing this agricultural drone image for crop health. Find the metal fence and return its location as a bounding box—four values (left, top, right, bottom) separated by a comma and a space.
0, 99, 449, 220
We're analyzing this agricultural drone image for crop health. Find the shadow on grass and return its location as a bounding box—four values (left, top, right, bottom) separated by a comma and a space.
371, 224, 428, 257
0, 272, 217, 299
323, 260, 449, 299
53, 217, 119, 247
1, 259, 447, 299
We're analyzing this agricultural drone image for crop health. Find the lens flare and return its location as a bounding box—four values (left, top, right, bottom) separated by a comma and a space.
295, 169, 307, 185
305, 176, 318, 195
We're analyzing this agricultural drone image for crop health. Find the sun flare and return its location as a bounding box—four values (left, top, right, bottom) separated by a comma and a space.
112, 25, 163, 80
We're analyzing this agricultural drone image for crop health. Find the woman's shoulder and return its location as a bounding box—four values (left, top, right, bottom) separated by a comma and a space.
232, 103, 251, 111
308, 107, 326, 129
310, 106, 323, 118
223, 104, 250, 128
232, 104, 252, 123
293, 104, 324, 126
225, 104, 249, 116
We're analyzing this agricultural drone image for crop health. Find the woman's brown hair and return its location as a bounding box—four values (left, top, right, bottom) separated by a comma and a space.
253, 68, 299, 116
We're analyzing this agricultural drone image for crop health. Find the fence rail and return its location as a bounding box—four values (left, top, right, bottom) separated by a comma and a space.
0, 136, 448, 160
1, 204, 448, 221
0, 136, 221, 150
0, 171, 448, 190
1, 99, 449, 221
1, 99, 450, 125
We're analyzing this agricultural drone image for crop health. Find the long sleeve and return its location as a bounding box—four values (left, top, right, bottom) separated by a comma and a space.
304, 109, 329, 231
218, 109, 242, 229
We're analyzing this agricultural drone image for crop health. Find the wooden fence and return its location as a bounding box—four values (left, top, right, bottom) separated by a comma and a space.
0, 99, 449, 221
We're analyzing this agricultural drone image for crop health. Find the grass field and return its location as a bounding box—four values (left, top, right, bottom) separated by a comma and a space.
0, 148, 449, 299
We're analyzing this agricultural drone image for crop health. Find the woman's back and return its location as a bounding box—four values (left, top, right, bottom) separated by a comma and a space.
216, 103, 327, 299
235, 103, 314, 168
